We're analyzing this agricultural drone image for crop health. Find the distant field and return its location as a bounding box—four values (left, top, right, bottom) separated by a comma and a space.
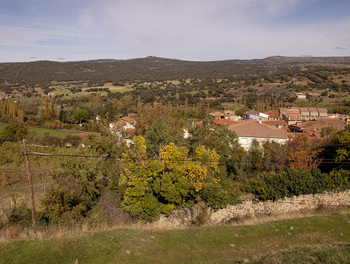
52, 85, 133, 98
27, 127, 82, 138
0, 124, 82, 138
0, 207, 349, 263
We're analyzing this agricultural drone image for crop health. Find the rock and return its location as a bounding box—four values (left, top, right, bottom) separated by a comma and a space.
237, 193, 255, 201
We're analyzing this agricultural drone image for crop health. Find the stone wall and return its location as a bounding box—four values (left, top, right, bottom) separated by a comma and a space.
150, 190, 350, 229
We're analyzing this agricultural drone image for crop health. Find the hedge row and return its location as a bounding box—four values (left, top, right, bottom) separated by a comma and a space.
245, 168, 349, 201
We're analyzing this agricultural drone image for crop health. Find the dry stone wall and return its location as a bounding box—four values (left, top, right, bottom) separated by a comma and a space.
151, 190, 350, 229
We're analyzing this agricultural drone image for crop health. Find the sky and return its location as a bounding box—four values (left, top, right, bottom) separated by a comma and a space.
0, 0, 349, 62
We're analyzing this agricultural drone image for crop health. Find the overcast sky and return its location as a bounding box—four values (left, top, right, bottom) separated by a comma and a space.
0, 0, 349, 62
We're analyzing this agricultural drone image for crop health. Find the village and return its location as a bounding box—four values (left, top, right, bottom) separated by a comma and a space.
108, 106, 349, 150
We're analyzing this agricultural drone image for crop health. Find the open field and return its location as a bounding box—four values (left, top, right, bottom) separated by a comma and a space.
0, 207, 349, 263
51, 83, 134, 98
0, 124, 82, 138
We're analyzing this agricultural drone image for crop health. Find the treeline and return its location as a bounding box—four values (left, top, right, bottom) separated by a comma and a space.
1, 112, 349, 225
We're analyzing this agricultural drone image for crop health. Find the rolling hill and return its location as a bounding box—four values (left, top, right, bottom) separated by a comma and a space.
1, 56, 349, 86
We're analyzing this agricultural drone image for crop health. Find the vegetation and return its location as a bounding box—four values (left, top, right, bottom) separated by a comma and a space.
0, 207, 349, 263
0, 56, 349, 262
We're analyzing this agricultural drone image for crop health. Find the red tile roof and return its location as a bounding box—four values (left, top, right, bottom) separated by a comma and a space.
295, 118, 346, 132
214, 119, 238, 126
228, 120, 287, 138
264, 110, 280, 118
262, 120, 287, 126
121, 116, 136, 123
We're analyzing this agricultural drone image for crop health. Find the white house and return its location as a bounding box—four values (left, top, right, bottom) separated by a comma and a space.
228, 120, 288, 150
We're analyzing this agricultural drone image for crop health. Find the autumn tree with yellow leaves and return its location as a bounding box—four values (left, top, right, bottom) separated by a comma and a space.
38, 96, 58, 121
0, 99, 25, 123
119, 136, 221, 221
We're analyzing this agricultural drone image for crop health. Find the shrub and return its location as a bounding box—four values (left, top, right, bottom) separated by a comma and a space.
245, 168, 349, 202
0, 123, 28, 142
41, 132, 62, 146
200, 182, 228, 211
40, 186, 84, 223
63, 134, 82, 147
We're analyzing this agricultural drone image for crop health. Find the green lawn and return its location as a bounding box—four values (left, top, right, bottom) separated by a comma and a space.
1, 208, 349, 263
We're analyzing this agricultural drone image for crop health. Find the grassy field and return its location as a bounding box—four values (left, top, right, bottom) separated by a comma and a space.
26, 126, 82, 138
0, 124, 82, 138
0, 208, 349, 263
52, 84, 134, 98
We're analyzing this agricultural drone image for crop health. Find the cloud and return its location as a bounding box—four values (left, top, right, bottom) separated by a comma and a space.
0, 0, 349, 62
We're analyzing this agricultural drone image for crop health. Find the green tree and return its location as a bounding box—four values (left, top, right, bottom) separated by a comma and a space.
0, 123, 28, 142
145, 117, 186, 157
331, 125, 350, 170
72, 109, 89, 124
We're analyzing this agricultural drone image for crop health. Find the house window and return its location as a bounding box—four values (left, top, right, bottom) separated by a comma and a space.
240, 138, 248, 145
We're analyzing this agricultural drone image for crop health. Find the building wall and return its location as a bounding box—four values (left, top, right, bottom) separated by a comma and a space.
238, 136, 288, 150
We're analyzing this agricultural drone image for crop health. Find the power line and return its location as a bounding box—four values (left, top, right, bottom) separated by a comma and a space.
22, 151, 350, 164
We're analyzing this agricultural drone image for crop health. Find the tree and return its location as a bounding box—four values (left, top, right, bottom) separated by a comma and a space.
38, 96, 58, 121
72, 109, 89, 124
285, 135, 321, 169
332, 125, 350, 169
145, 116, 186, 157
262, 135, 321, 172
189, 124, 244, 177
0, 123, 28, 142
119, 136, 221, 221
0, 99, 25, 123
89, 93, 103, 117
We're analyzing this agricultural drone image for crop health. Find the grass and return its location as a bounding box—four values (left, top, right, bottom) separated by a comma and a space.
51, 84, 134, 98
27, 126, 82, 138
0, 124, 82, 138
0, 207, 349, 263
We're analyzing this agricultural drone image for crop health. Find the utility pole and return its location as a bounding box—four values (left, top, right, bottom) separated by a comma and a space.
23, 139, 36, 226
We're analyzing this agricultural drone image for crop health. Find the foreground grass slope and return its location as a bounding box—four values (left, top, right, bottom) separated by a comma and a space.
1, 208, 349, 264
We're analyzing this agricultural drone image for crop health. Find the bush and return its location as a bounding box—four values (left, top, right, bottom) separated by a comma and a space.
245, 168, 349, 202
200, 182, 228, 211
7, 195, 32, 226
40, 186, 84, 223
63, 134, 82, 147
0, 123, 28, 142
41, 132, 62, 146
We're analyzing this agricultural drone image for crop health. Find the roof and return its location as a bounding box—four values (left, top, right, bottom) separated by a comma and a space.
262, 120, 288, 126
294, 118, 346, 132
264, 110, 280, 118
214, 119, 238, 126
317, 108, 327, 114
228, 120, 288, 138
299, 107, 309, 114
287, 107, 300, 115
121, 116, 136, 123
308, 108, 318, 114
209, 111, 225, 117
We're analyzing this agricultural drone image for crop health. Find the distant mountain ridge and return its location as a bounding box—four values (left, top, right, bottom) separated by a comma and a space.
0, 56, 349, 85
227, 56, 350, 66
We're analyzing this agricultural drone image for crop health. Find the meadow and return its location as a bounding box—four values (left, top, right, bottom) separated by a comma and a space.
0, 207, 349, 263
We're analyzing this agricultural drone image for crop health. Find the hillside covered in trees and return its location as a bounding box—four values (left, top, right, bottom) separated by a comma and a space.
1, 56, 350, 86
